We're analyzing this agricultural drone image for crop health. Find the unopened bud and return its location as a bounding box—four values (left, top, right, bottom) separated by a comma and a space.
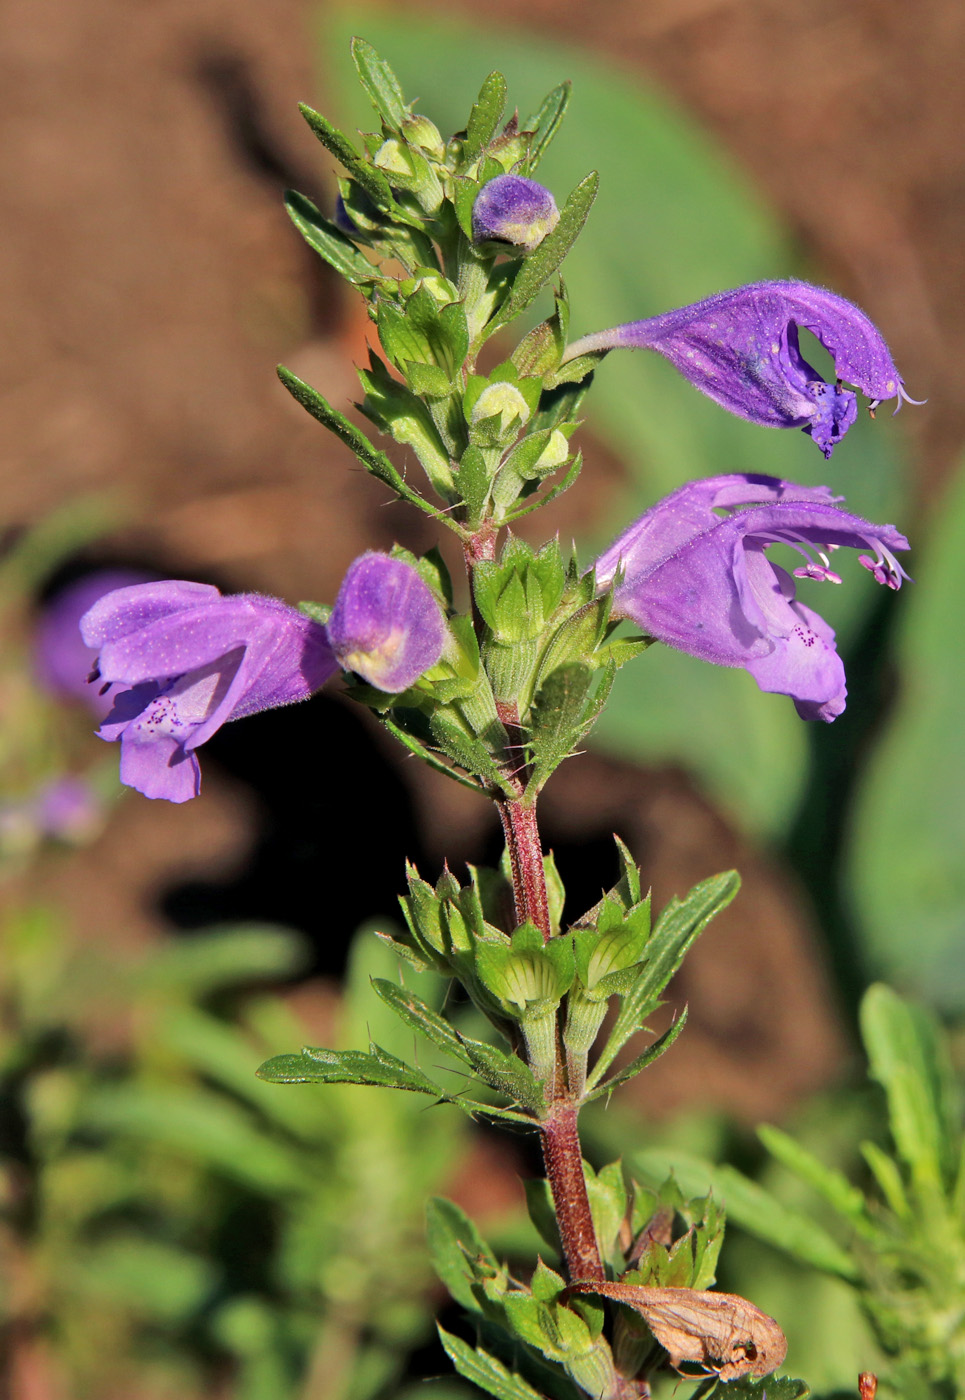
471, 382, 531, 433
472, 174, 559, 253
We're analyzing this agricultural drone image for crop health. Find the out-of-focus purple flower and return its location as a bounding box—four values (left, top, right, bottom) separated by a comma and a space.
0, 776, 104, 856
34, 569, 156, 714
565, 280, 923, 458
594, 473, 910, 721
471, 175, 559, 253
326, 553, 447, 692
81, 583, 339, 803
35, 776, 104, 842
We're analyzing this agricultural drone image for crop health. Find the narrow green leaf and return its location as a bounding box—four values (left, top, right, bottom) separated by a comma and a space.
524, 81, 571, 172
427, 1197, 498, 1313
380, 715, 483, 792
370, 977, 541, 1112
758, 1123, 875, 1235
351, 37, 408, 128
463, 71, 508, 167
487, 172, 599, 333
860, 1140, 911, 1220
277, 365, 443, 519
723, 1378, 809, 1400
438, 1328, 546, 1400
589, 871, 740, 1086
371, 978, 474, 1062
585, 1011, 688, 1101
298, 103, 397, 212
255, 1043, 442, 1095
860, 982, 957, 1188
284, 190, 376, 284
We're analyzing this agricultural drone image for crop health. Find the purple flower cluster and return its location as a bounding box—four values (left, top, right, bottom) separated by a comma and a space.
566, 280, 922, 458
81, 555, 446, 803
593, 473, 909, 721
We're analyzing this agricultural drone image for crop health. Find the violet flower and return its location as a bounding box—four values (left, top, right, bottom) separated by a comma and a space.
565, 280, 922, 458
34, 569, 156, 715
471, 175, 559, 253
326, 553, 447, 692
594, 473, 910, 721
81, 556, 448, 803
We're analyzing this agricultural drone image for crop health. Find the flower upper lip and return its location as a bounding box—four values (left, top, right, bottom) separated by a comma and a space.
591, 472, 910, 723
563, 279, 923, 458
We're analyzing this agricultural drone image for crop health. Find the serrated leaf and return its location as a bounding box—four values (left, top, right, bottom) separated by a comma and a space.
585, 1011, 688, 1101
351, 37, 409, 129
284, 190, 376, 284
487, 172, 598, 334
255, 1043, 438, 1093
438, 1328, 546, 1400
427, 1197, 499, 1313
371, 979, 474, 1062
634, 1149, 858, 1281
463, 71, 508, 167
523, 81, 571, 172
298, 103, 398, 213
589, 871, 740, 1086
277, 365, 443, 518
501, 1294, 566, 1360
381, 715, 484, 794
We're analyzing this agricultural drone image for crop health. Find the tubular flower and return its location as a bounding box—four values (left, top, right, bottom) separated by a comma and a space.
81, 557, 447, 802
564, 280, 922, 458
81, 583, 339, 802
471, 174, 559, 252
326, 552, 447, 692
594, 473, 910, 721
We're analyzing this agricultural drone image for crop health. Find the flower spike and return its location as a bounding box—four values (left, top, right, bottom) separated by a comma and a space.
565, 280, 921, 458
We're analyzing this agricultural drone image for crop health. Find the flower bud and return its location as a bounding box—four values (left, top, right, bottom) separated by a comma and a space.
471, 382, 531, 434
401, 113, 445, 159
471, 174, 559, 253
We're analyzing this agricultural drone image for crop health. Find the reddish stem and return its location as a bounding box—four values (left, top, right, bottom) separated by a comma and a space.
461, 534, 604, 1288
498, 798, 552, 942
541, 1103, 606, 1283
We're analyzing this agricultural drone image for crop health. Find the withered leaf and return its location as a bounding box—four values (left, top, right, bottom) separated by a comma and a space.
568, 1280, 787, 1381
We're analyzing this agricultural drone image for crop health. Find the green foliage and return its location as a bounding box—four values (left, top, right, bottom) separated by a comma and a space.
0, 913, 470, 1400
848, 455, 965, 1007
636, 985, 965, 1395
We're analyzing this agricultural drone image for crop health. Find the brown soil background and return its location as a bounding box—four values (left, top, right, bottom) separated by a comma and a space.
3, 0, 963, 1125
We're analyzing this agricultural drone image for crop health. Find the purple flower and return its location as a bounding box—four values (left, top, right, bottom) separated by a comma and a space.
471, 175, 559, 253
594, 473, 910, 721
326, 553, 447, 692
80, 556, 448, 803
34, 569, 156, 714
565, 280, 923, 458
81, 583, 338, 803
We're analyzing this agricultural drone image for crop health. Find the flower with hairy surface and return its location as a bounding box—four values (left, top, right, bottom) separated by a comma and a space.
81, 583, 339, 802
471, 174, 559, 253
82, 556, 447, 802
564, 280, 922, 458
594, 473, 910, 721
326, 552, 447, 692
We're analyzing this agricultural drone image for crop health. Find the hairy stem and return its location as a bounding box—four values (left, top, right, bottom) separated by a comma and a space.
498, 796, 552, 940
541, 1103, 606, 1283
461, 540, 604, 1287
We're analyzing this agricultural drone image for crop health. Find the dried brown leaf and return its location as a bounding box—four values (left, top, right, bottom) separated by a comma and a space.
568, 1280, 787, 1381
